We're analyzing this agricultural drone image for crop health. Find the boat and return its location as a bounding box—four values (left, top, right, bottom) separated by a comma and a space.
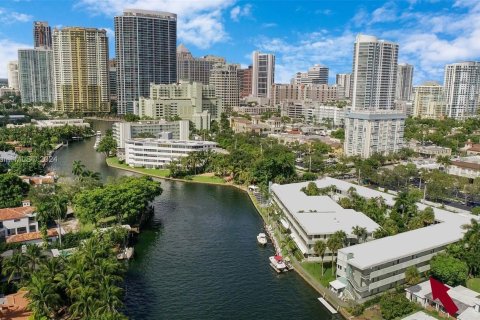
257, 233, 267, 245
269, 255, 287, 273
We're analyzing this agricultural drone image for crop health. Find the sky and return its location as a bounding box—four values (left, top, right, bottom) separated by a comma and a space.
1, 0, 480, 85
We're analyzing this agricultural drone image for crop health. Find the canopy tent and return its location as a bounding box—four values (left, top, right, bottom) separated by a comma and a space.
329, 279, 346, 291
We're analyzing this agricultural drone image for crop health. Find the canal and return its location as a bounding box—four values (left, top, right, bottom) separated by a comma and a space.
49, 120, 339, 320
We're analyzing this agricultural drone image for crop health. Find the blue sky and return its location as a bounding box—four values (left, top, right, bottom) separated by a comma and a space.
1, 0, 480, 85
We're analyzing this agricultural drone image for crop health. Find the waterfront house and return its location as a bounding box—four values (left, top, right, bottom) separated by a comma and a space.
6, 228, 59, 245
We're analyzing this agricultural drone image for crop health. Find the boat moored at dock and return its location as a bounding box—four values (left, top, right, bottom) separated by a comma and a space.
257, 233, 267, 245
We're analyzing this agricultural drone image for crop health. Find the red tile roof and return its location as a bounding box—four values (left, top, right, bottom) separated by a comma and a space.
0, 290, 32, 320
6, 229, 57, 244
0, 206, 35, 221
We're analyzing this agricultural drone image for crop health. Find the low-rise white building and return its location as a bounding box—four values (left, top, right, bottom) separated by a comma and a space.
125, 138, 217, 168
0, 201, 38, 238
7, 118, 90, 129
448, 156, 480, 179
113, 120, 190, 149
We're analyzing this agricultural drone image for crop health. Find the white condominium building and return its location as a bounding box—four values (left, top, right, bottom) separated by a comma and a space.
412, 81, 446, 119
17, 48, 54, 104
306, 104, 346, 127
209, 63, 240, 109
444, 61, 480, 119
292, 65, 329, 85
125, 138, 217, 168
345, 35, 405, 158
52, 27, 110, 113
7, 61, 19, 90
336, 73, 351, 99
252, 51, 275, 99
113, 120, 190, 149
134, 81, 221, 130
396, 63, 414, 101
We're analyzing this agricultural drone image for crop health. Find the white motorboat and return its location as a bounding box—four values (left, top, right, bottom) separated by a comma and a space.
269, 255, 287, 272
257, 233, 267, 245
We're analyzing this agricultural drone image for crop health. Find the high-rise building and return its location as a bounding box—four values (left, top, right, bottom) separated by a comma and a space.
396, 63, 414, 101
7, 61, 19, 90
115, 9, 177, 115
271, 83, 338, 105
336, 73, 351, 99
33, 21, 52, 49
109, 59, 117, 102
292, 65, 328, 85
444, 61, 480, 119
209, 63, 240, 110
412, 81, 446, 119
52, 27, 110, 113
344, 35, 405, 158
17, 48, 54, 104
176, 44, 225, 85
134, 81, 221, 130
252, 51, 275, 99
238, 66, 252, 98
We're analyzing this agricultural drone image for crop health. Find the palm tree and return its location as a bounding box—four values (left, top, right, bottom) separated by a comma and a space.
352, 225, 368, 244
25, 274, 61, 319
51, 194, 68, 247
313, 240, 327, 276
2, 252, 28, 283
327, 230, 347, 276
69, 285, 96, 319
72, 160, 86, 177
25, 244, 44, 272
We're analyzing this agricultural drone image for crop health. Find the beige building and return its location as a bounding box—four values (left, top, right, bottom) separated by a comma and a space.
209, 63, 240, 110
134, 81, 221, 130
177, 44, 225, 85
229, 116, 282, 134
412, 82, 446, 119
7, 61, 19, 90
52, 27, 110, 113
252, 51, 275, 99
272, 84, 338, 105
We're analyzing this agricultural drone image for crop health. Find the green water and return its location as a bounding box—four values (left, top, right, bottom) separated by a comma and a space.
49, 120, 339, 320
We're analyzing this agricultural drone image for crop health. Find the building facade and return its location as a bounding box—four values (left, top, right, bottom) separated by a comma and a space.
0, 201, 38, 239
115, 9, 177, 114
444, 61, 480, 119
396, 63, 414, 101
412, 81, 446, 119
292, 65, 329, 85
134, 81, 221, 130
109, 59, 117, 102
336, 73, 351, 99
52, 27, 110, 113
209, 63, 240, 110
17, 48, 54, 104
238, 66, 253, 98
7, 61, 19, 90
125, 138, 217, 168
252, 51, 275, 99
33, 21, 52, 49
344, 35, 405, 158
176, 44, 225, 85
113, 119, 189, 149
272, 84, 338, 105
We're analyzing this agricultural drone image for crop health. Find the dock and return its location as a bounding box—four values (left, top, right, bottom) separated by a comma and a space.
317, 297, 338, 314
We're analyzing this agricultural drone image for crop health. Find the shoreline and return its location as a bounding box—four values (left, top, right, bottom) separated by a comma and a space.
106, 157, 349, 318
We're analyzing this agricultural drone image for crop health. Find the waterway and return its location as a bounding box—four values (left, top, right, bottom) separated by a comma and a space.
49, 120, 339, 320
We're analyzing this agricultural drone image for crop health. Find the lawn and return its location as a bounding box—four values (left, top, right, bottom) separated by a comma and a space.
467, 278, 480, 293
300, 261, 335, 287
190, 175, 225, 184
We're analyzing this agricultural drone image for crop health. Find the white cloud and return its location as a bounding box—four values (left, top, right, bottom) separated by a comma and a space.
261, 22, 277, 28
0, 7, 32, 23
0, 39, 30, 78
230, 4, 251, 21
76, 0, 235, 48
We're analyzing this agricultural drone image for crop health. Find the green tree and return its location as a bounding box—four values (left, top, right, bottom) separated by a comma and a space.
352, 225, 367, 244
327, 231, 347, 276
25, 273, 61, 319
9, 155, 45, 175
72, 160, 86, 177
430, 253, 468, 286
0, 173, 30, 208
123, 113, 140, 122
313, 240, 327, 276
96, 135, 117, 157
405, 266, 421, 285
379, 292, 417, 320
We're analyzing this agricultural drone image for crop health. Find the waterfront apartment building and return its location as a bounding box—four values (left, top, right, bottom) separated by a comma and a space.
270, 179, 379, 258
113, 119, 189, 149
115, 9, 177, 114
176, 44, 225, 85
238, 66, 253, 98
17, 48, 54, 104
252, 51, 275, 99
344, 35, 405, 158
33, 21, 52, 49
444, 61, 480, 119
52, 27, 110, 113
412, 82, 446, 119
292, 65, 329, 85
134, 81, 221, 130
336, 73, 351, 99
109, 59, 117, 102
125, 138, 217, 168
7, 61, 19, 90
396, 63, 414, 101
271, 84, 338, 106
209, 63, 240, 110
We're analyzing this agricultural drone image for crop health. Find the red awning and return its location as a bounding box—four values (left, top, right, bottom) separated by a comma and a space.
274, 255, 283, 262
